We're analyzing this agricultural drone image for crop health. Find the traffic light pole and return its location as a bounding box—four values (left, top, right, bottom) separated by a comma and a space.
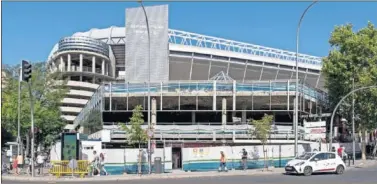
21, 60, 34, 176
28, 81, 35, 177
17, 67, 22, 157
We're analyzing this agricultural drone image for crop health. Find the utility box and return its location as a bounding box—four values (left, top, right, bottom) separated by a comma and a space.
154, 157, 163, 174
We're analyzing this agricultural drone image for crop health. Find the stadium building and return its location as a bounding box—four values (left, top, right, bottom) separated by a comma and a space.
46, 5, 329, 147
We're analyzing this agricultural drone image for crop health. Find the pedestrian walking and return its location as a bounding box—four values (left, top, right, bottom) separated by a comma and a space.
12, 155, 18, 175
91, 151, 100, 176
218, 151, 228, 172
26, 156, 34, 175
338, 145, 347, 162
241, 148, 248, 170
36, 152, 45, 175
337, 146, 343, 157
99, 153, 108, 175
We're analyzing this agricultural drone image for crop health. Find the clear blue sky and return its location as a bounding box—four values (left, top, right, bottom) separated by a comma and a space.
2, 1, 377, 65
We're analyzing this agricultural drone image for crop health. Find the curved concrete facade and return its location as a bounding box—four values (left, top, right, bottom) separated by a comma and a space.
47, 36, 114, 126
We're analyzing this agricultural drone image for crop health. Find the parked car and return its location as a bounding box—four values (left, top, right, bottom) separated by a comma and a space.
285, 152, 346, 176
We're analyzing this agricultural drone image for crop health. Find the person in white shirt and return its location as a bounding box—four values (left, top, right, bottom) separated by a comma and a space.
36, 153, 45, 175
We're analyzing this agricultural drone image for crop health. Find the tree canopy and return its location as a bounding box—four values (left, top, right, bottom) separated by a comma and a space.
1, 62, 68, 149
120, 105, 148, 148
250, 114, 273, 145
322, 22, 377, 133
249, 113, 273, 168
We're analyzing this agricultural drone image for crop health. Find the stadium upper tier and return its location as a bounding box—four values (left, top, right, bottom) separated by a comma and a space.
48, 26, 322, 68
47, 26, 326, 91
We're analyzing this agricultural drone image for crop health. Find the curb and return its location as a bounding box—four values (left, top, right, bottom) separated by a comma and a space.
2, 169, 284, 182
346, 160, 377, 170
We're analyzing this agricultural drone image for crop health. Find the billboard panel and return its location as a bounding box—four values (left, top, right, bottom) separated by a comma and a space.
61, 133, 79, 160
125, 5, 169, 82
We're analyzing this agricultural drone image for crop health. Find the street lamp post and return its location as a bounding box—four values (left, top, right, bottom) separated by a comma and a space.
138, 0, 152, 174
351, 78, 356, 163
329, 85, 377, 150
295, 0, 317, 157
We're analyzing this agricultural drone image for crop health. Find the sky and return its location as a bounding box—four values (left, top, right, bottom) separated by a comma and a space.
2, 1, 377, 65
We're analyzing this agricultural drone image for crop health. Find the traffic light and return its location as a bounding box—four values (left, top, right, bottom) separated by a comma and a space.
21, 60, 32, 82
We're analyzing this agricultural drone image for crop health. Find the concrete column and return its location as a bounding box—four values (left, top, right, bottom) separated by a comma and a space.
287, 80, 290, 111
232, 112, 236, 120
222, 98, 227, 126
102, 59, 105, 75
152, 98, 157, 129
52, 61, 57, 72
309, 101, 313, 114
106, 63, 109, 75
213, 81, 217, 111
160, 82, 163, 110
192, 112, 196, 125
60, 56, 65, 72
242, 110, 246, 124
67, 54, 71, 71
233, 80, 236, 110
79, 54, 83, 72
109, 83, 112, 111
292, 97, 296, 131
92, 56, 96, 73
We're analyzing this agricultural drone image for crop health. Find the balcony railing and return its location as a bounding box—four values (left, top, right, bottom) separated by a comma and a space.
103, 80, 328, 102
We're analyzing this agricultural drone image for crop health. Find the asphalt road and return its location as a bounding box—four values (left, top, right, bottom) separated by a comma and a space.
4, 166, 377, 184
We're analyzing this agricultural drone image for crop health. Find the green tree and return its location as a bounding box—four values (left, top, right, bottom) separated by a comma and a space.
1, 62, 68, 154
249, 114, 273, 169
322, 22, 377, 160
120, 105, 148, 148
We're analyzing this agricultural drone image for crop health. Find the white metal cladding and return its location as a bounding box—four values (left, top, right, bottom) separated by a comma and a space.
125, 5, 169, 82
167, 29, 322, 66
67, 27, 322, 67
58, 36, 109, 57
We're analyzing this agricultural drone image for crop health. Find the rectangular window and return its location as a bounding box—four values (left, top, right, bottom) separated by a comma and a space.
327, 153, 336, 159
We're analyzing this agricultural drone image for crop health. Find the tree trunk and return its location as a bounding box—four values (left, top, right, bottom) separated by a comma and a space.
26, 135, 30, 157
263, 144, 267, 169
138, 142, 141, 174
361, 128, 366, 160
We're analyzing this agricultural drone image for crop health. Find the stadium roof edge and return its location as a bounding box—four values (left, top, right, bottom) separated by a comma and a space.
50, 26, 323, 67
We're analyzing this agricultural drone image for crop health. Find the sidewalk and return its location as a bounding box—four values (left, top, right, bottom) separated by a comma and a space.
2, 167, 284, 182
347, 159, 377, 169
3, 159, 377, 182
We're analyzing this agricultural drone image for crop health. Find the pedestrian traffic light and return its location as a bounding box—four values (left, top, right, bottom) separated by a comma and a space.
21, 60, 32, 82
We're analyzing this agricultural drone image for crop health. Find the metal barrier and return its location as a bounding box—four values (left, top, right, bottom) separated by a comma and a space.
49, 160, 89, 178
